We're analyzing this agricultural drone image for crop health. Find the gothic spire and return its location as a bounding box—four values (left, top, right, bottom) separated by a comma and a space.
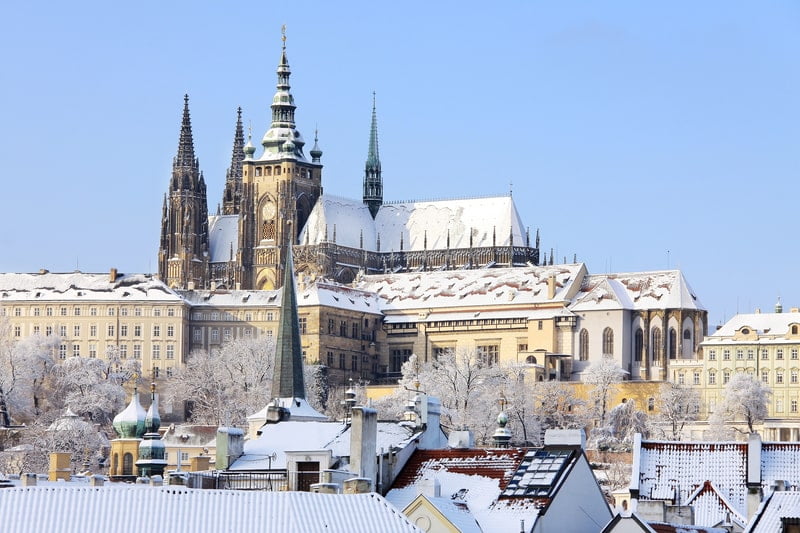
175, 94, 196, 170
272, 247, 306, 399
222, 107, 245, 215
363, 92, 383, 218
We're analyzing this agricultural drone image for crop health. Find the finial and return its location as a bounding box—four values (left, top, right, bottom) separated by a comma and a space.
372, 90, 376, 109
509, 181, 513, 197
183, 93, 189, 104
281, 24, 287, 47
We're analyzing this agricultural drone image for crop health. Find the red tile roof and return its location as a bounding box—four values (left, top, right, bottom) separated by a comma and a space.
391, 448, 528, 491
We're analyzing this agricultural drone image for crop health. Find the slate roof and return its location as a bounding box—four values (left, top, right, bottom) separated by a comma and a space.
0, 486, 421, 533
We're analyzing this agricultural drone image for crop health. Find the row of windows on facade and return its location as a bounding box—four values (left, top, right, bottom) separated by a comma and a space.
191, 311, 275, 322
248, 165, 312, 179
325, 351, 378, 374
54, 343, 176, 361
193, 327, 259, 342
3, 306, 179, 318
14, 324, 176, 338
693, 367, 800, 386
386, 344, 502, 373
703, 396, 800, 415
706, 347, 800, 361
576, 327, 694, 362
326, 317, 377, 341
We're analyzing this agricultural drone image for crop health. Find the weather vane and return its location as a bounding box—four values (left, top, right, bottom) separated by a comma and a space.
281, 24, 287, 45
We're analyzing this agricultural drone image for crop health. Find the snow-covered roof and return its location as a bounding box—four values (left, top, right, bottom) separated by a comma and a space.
355, 264, 584, 311
707, 312, 800, 338
0, 272, 183, 303
684, 481, 746, 529
403, 494, 482, 533
572, 270, 705, 312
178, 288, 280, 307
208, 214, 239, 264
299, 282, 382, 314
0, 486, 419, 533
299, 195, 529, 253
634, 439, 800, 528
745, 491, 800, 533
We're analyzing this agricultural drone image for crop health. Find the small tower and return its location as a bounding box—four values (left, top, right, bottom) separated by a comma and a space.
136, 383, 167, 478
109, 385, 146, 480
363, 92, 383, 218
776, 297, 783, 314
492, 396, 512, 448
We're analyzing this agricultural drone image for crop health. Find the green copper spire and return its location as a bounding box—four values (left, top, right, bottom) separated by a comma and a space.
363, 92, 383, 218
272, 247, 306, 399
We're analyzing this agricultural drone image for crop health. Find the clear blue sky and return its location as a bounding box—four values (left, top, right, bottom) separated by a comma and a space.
1, 1, 798, 327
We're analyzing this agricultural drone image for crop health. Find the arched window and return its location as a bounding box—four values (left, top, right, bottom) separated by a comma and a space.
123, 453, 134, 476
579, 329, 589, 361
525, 355, 537, 365
669, 328, 677, 359
602, 328, 614, 356
683, 328, 691, 340
652, 328, 662, 361
634, 328, 643, 362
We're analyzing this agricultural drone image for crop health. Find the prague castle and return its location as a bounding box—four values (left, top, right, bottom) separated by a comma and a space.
157, 30, 539, 292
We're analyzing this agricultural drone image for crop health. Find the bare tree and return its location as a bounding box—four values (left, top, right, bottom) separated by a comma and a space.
584, 355, 625, 427
656, 383, 700, 440
712, 372, 771, 434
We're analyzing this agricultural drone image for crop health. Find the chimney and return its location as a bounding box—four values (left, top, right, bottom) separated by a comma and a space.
417, 478, 441, 498
547, 274, 556, 300
350, 406, 377, 489
791, 308, 799, 314
746, 432, 763, 520
544, 429, 586, 449
343, 477, 372, 494
109, 268, 118, 283
187, 281, 195, 291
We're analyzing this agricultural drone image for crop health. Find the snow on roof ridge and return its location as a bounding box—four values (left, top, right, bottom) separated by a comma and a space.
383, 193, 512, 205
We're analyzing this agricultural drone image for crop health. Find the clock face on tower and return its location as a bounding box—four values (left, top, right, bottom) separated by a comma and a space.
262, 201, 277, 219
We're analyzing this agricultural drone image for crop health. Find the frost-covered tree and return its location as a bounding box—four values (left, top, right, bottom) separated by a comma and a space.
533, 379, 588, 433
712, 372, 771, 434
584, 355, 625, 427
656, 383, 700, 440
592, 399, 649, 450
0, 326, 57, 422
503, 365, 542, 446
396, 350, 505, 443
166, 337, 275, 427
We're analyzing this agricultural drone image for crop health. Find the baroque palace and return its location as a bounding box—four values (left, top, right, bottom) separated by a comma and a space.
2, 33, 707, 387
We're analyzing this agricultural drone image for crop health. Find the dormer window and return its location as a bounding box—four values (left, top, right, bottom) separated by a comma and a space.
792, 325, 799, 335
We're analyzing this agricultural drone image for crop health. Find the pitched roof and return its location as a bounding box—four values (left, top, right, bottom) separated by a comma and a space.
572, 270, 705, 312
391, 448, 527, 491
207, 214, 239, 263
745, 491, 800, 533
0, 272, 183, 302
0, 486, 420, 533
708, 312, 800, 337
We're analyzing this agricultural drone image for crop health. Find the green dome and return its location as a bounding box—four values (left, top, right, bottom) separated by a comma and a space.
112, 388, 146, 439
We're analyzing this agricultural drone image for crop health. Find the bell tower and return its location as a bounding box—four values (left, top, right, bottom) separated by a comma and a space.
238, 27, 323, 290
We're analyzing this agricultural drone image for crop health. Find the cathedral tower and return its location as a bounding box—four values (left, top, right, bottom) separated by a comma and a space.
158, 95, 210, 289
362, 93, 382, 218
238, 28, 323, 290
221, 107, 245, 215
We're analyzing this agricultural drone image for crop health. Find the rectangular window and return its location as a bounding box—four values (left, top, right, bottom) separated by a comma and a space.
13, 307, 21, 317
267, 312, 274, 321
299, 317, 307, 335
477, 345, 499, 366
107, 324, 115, 337
119, 344, 127, 359
167, 325, 174, 337
245, 312, 252, 321
793, 370, 799, 384
223, 328, 231, 341
538, 320, 543, 330
793, 400, 799, 414
134, 325, 141, 337
166, 366, 174, 377
747, 349, 754, 360
327, 351, 334, 367
693, 372, 701, 385
708, 372, 716, 385
72, 344, 80, 357
352, 323, 359, 339
46, 307, 53, 316
211, 312, 219, 321
120, 308, 128, 317
133, 344, 141, 359
60, 306, 67, 316
723, 350, 730, 361
33, 326, 40, 335
777, 371, 784, 384
244, 328, 252, 337
351, 354, 358, 371
153, 325, 160, 337
793, 348, 799, 360
340, 321, 347, 336
107, 307, 115, 316
777, 349, 784, 360
73, 325, 80, 337
193, 328, 202, 342
90, 325, 97, 337
389, 348, 412, 373
153, 366, 160, 378
152, 345, 161, 359
166, 345, 175, 359
211, 329, 220, 342
708, 350, 716, 361
777, 399, 784, 413
762, 349, 769, 360
33, 307, 40, 316
762, 370, 769, 384
60, 325, 67, 337
46, 326, 53, 336
678, 373, 685, 385
153, 308, 161, 317
73, 307, 81, 316
134, 307, 141, 317
736, 349, 743, 360
88, 344, 97, 358
59, 344, 67, 359
723, 370, 731, 385
90, 307, 97, 316
13, 326, 21, 337
328, 319, 335, 335
167, 307, 175, 317
339, 353, 345, 369
120, 325, 128, 337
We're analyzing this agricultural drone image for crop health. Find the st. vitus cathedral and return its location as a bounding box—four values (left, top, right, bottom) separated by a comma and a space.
158, 30, 540, 290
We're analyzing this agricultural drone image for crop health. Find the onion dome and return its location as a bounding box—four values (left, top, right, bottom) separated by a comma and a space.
310, 128, 323, 163
113, 387, 146, 439
144, 383, 161, 434
243, 130, 256, 160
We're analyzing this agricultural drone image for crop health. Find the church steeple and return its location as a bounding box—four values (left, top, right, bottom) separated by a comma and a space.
158, 94, 210, 289
222, 107, 245, 215
363, 92, 383, 218
272, 248, 305, 399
